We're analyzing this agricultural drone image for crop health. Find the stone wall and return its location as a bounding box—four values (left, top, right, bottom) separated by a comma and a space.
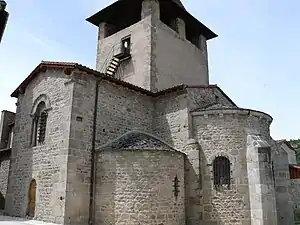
280, 142, 297, 164
0, 153, 10, 210
271, 141, 295, 225
152, 86, 237, 225
192, 109, 272, 225
5, 68, 73, 224
246, 134, 277, 225
153, 91, 189, 150
96, 79, 154, 146
97, 17, 152, 90
183, 139, 202, 225
153, 21, 209, 91
95, 149, 185, 225
96, 1, 211, 92
0, 110, 15, 149
64, 71, 96, 225
64, 74, 154, 225
290, 179, 300, 224
187, 86, 237, 112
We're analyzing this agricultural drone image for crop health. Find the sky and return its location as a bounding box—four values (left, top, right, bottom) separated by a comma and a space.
0, 0, 299, 140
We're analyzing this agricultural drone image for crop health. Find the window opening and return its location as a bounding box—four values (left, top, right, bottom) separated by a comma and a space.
122, 37, 131, 55
7, 125, 14, 148
31, 101, 48, 146
213, 156, 231, 190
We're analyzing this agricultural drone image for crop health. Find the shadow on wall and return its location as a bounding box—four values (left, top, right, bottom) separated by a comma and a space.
0, 215, 30, 221
94, 151, 116, 225
271, 140, 295, 225
116, 59, 135, 80
153, 93, 188, 149
200, 146, 220, 225
5, 77, 35, 219
184, 158, 208, 225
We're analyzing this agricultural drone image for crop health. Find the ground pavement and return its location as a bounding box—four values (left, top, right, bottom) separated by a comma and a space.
0, 216, 58, 225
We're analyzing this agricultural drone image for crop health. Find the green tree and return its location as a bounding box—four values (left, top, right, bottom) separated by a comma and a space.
289, 139, 300, 164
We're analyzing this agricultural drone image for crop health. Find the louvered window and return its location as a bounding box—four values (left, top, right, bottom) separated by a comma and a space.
213, 156, 231, 189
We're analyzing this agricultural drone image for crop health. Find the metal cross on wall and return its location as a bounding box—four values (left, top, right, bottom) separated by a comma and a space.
173, 175, 180, 200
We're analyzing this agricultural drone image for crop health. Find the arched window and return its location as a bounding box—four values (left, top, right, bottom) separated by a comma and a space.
213, 156, 231, 189
31, 101, 48, 146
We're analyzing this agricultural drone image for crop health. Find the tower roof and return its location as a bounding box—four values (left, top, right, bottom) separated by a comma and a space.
0, 1, 7, 11
87, 0, 217, 40
172, 0, 185, 10
118, 0, 185, 9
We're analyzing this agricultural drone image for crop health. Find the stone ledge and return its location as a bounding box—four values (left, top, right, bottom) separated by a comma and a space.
191, 107, 273, 123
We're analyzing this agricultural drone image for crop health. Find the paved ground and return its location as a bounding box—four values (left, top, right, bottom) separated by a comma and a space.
0, 216, 58, 225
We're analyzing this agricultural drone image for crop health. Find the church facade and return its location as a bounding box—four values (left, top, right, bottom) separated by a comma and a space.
0, 0, 299, 225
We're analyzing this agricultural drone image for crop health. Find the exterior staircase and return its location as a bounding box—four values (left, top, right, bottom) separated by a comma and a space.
105, 57, 120, 76
102, 39, 131, 77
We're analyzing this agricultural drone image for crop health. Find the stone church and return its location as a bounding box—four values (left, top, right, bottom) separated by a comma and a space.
0, 0, 300, 225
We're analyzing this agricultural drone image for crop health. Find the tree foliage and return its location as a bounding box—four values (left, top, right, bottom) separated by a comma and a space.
289, 139, 300, 164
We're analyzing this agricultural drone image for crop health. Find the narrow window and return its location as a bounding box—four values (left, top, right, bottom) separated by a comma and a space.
31, 101, 48, 146
122, 36, 131, 55
38, 111, 47, 144
213, 156, 231, 189
7, 125, 14, 148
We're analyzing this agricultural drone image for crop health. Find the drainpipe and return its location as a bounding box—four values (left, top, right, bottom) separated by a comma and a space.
88, 77, 102, 225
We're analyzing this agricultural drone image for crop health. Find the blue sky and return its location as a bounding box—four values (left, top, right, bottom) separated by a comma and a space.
0, 0, 299, 140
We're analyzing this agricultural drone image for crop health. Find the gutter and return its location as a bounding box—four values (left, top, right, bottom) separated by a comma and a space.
88, 77, 102, 225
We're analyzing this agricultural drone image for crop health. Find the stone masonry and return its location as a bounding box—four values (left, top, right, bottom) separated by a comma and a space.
5, 68, 73, 224
0, 153, 10, 210
0, 110, 15, 211
0, 110, 15, 149
96, 0, 210, 92
1, 0, 299, 225
95, 131, 185, 225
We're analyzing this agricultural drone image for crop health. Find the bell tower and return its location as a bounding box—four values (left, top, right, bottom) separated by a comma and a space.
87, 0, 217, 91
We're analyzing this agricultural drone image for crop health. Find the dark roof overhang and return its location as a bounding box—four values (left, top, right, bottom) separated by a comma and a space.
86, 0, 217, 40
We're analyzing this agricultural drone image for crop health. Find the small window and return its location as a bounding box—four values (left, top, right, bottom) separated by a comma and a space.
38, 111, 47, 143
122, 37, 131, 55
31, 101, 48, 146
7, 125, 14, 149
213, 156, 231, 189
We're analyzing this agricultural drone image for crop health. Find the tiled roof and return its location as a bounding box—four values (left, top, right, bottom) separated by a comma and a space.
276, 139, 296, 152
98, 130, 178, 151
11, 61, 153, 97
10, 61, 236, 107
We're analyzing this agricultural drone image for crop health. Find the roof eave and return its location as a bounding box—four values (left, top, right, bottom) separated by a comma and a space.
11, 63, 42, 98
11, 62, 77, 98
85, 0, 218, 40
85, 0, 124, 26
